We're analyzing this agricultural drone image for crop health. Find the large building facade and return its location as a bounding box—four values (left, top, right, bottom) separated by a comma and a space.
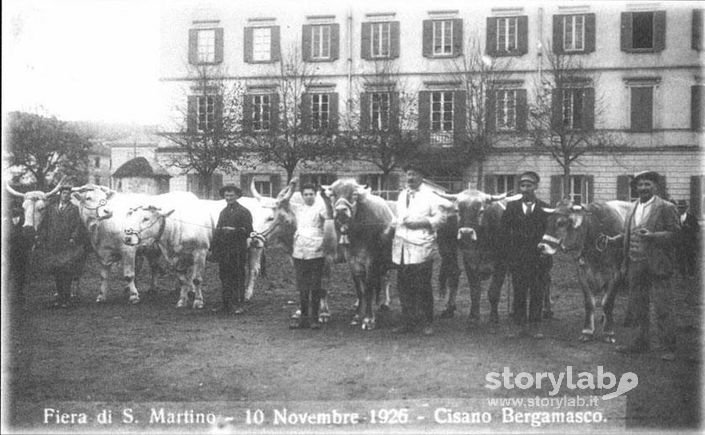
158, 1, 704, 213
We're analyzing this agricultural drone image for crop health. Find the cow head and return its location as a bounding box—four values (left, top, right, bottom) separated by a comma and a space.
538, 200, 588, 256
323, 178, 369, 242
122, 205, 174, 246
6, 177, 66, 236
254, 178, 298, 252
71, 184, 117, 221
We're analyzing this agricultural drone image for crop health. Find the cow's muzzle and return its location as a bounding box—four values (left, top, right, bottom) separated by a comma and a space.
123, 229, 141, 246
538, 234, 562, 256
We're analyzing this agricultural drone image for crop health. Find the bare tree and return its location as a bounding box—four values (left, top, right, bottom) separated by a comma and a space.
245, 47, 340, 182
6, 111, 91, 189
159, 64, 247, 198
529, 48, 625, 199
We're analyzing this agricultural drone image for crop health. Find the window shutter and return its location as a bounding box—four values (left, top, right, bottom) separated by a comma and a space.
240, 173, 251, 196
484, 175, 497, 194
585, 14, 596, 53
550, 175, 564, 206
214, 95, 224, 133
330, 24, 340, 61
188, 29, 199, 64
654, 11, 666, 52
486, 17, 497, 56
551, 89, 562, 130
302, 25, 312, 61
486, 91, 496, 132
517, 16, 529, 55
390, 21, 400, 58
694, 9, 704, 51
616, 175, 631, 201
583, 87, 595, 130
361, 22, 371, 60
390, 91, 400, 131
301, 92, 312, 132
242, 94, 253, 133
214, 28, 224, 63
454, 90, 467, 142
271, 26, 281, 62
621, 12, 633, 51
452, 18, 463, 57
418, 91, 431, 142
187, 96, 197, 133
691, 175, 703, 217
270, 92, 280, 133
631, 87, 653, 132
516, 89, 528, 131
585, 175, 594, 204
244, 27, 253, 63
329, 92, 339, 131
360, 92, 370, 131
422, 20, 433, 57
692, 85, 704, 131
552, 15, 564, 54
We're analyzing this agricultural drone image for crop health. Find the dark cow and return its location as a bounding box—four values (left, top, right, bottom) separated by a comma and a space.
435, 189, 520, 324
538, 200, 631, 342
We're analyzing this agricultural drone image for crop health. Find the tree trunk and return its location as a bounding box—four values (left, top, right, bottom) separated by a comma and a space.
562, 164, 571, 200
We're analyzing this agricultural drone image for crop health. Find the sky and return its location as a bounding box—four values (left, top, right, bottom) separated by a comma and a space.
3, 0, 161, 125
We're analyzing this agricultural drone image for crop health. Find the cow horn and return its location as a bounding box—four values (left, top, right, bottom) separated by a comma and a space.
489, 192, 508, 202
5, 182, 26, 198
541, 207, 557, 213
571, 205, 585, 211
433, 191, 460, 202
46, 175, 68, 197
251, 179, 264, 202
506, 194, 523, 202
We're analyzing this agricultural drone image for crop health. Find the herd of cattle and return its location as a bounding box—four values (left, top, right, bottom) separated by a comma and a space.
8, 178, 633, 341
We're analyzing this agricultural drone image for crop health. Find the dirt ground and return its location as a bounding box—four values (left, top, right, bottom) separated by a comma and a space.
4, 246, 702, 433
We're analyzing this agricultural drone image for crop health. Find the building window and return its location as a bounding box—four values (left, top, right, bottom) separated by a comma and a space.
253, 27, 272, 61
433, 20, 453, 56
197, 29, 216, 63
311, 25, 331, 59
563, 15, 585, 51
495, 174, 516, 194
94, 157, 101, 168
370, 92, 391, 131
561, 88, 585, 130
630, 86, 653, 132
301, 173, 336, 188
496, 17, 518, 53
632, 12, 654, 49
311, 94, 330, 130
495, 89, 517, 131
427, 175, 464, 193
253, 180, 272, 197
252, 95, 271, 132
568, 175, 591, 204
197, 95, 216, 132
621, 11, 665, 52
431, 91, 454, 132
371, 22, 391, 58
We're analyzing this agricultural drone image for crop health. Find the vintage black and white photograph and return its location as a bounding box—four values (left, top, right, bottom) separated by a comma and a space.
2, 0, 703, 433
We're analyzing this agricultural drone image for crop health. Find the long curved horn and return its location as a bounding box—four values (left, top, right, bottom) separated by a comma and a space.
541, 207, 557, 214
489, 192, 508, 202
251, 179, 264, 202
5, 182, 26, 198
433, 191, 460, 202
506, 193, 523, 202
45, 175, 68, 197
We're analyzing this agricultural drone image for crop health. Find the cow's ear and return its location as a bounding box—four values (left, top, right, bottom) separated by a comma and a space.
71, 192, 82, 203
106, 191, 116, 200
161, 208, 176, 218
570, 213, 584, 229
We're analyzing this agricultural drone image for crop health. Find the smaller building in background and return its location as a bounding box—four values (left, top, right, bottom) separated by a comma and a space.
112, 157, 171, 195
86, 142, 112, 186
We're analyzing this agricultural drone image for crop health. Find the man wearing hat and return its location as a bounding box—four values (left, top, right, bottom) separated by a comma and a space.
675, 199, 700, 277
608, 171, 679, 359
392, 164, 445, 335
212, 184, 253, 315
37, 184, 84, 308
500, 171, 552, 338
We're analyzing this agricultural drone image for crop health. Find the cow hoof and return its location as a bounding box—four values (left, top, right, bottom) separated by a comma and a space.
579, 334, 594, 342
350, 315, 361, 326
176, 299, 188, 308
319, 312, 331, 324
95, 296, 105, 304
602, 335, 616, 344
129, 295, 140, 304
379, 304, 390, 312
193, 300, 204, 309
291, 309, 301, 319
361, 319, 376, 330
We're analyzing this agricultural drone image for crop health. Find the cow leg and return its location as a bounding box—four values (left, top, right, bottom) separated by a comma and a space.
488, 262, 507, 324
96, 260, 111, 303
244, 246, 263, 301
190, 251, 206, 309
379, 269, 392, 311
600, 271, 620, 343
350, 275, 363, 326
175, 270, 191, 308
462, 255, 482, 324
577, 265, 596, 341
121, 249, 140, 304
319, 289, 331, 323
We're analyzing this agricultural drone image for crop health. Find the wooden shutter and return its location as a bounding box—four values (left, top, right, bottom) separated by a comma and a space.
214, 28, 224, 63
585, 14, 596, 53
454, 90, 467, 142
484, 175, 497, 194
486, 91, 496, 132
621, 12, 633, 51
187, 96, 197, 133
551, 89, 562, 130
271, 26, 281, 62
302, 25, 312, 61
653, 11, 666, 52
390, 91, 400, 131
301, 93, 312, 131
244, 27, 253, 63
486, 17, 497, 56
692, 85, 704, 131
616, 175, 631, 201
517, 16, 529, 55
329, 92, 339, 131
422, 20, 433, 57
550, 175, 564, 206
691, 175, 703, 217
188, 29, 199, 64
516, 89, 528, 131
553, 15, 564, 54
361, 22, 371, 60
242, 94, 253, 133
390, 21, 400, 58
360, 92, 370, 131
240, 173, 251, 196
585, 175, 594, 204
418, 91, 431, 142
452, 18, 463, 57
270, 93, 280, 133
694, 9, 704, 51
583, 87, 595, 131
330, 24, 340, 61
631, 87, 653, 132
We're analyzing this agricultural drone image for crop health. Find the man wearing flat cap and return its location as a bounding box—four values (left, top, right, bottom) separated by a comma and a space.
212, 184, 253, 315
608, 171, 679, 360
500, 171, 552, 338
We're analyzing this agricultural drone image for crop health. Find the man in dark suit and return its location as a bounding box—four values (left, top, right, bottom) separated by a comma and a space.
500, 171, 552, 338
675, 200, 700, 277
609, 171, 679, 360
